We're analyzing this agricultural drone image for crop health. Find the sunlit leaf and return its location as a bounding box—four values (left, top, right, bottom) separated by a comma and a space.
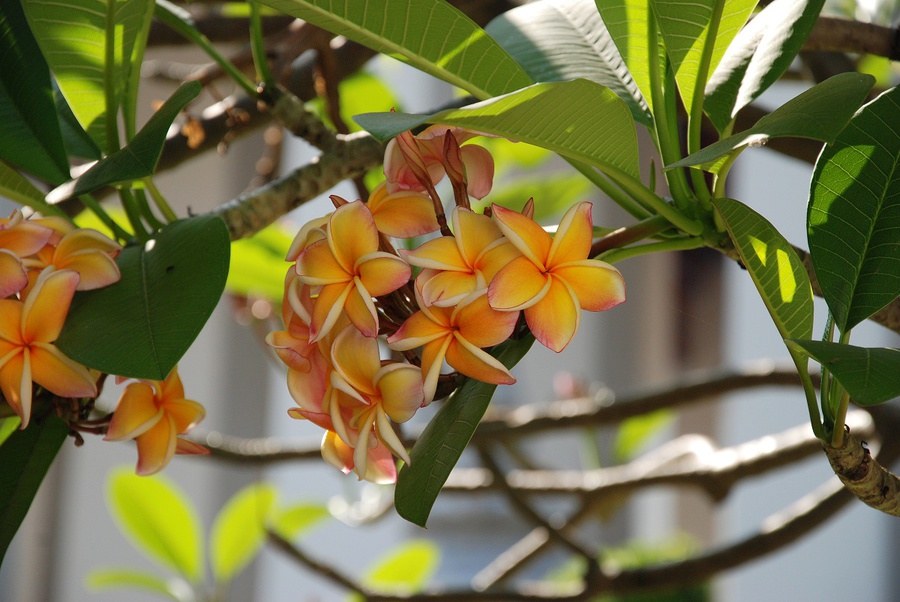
255, 0, 532, 99
714, 197, 813, 341
0, 417, 21, 447
307, 71, 399, 133
594, 0, 654, 108
356, 79, 640, 180
57, 215, 230, 380
486, 0, 650, 125
614, 410, 673, 462
808, 85, 900, 332
787, 341, 900, 406
0, 415, 68, 565
210, 484, 276, 584
705, 0, 826, 133
107, 469, 204, 582
361, 540, 440, 595
395, 335, 534, 527
47, 82, 202, 204
270, 503, 329, 539
228, 225, 295, 302
86, 569, 193, 602
671, 73, 875, 170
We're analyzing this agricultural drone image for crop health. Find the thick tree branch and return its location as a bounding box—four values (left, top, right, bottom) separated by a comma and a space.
806, 16, 900, 60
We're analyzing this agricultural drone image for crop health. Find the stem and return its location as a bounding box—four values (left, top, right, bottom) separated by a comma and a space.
145, 178, 179, 222
103, 1, 120, 155
647, 13, 693, 208
788, 347, 825, 441
591, 214, 672, 256
686, 0, 725, 206
249, 1, 275, 88
130, 188, 166, 230
566, 159, 650, 220
154, 0, 258, 97
829, 329, 853, 445
711, 149, 741, 200
820, 314, 836, 424
602, 165, 705, 235
78, 194, 132, 241
598, 236, 705, 264
118, 189, 150, 241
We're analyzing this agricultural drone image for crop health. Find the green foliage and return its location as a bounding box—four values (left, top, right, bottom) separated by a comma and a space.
210, 483, 276, 583
787, 341, 900, 406
0, 161, 60, 216
486, 0, 651, 125
593, 0, 655, 109
46, 81, 202, 204
57, 215, 231, 380
395, 335, 534, 527
807, 85, 900, 332
269, 503, 330, 539
614, 411, 673, 463
86, 570, 193, 602
352, 540, 440, 600
714, 198, 814, 341
672, 73, 875, 170
227, 224, 294, 302
306, 71, 399, 133
0, 415, 68, 565
356, 79, 640, 180
107, 469, 204, 582
0, 417, 21, 447
704, 0, 827, 133
0, 0, 69, 182
255, 0, 532, 99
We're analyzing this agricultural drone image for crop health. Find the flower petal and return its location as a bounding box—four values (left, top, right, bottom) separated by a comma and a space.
375, 363, 424, 423
0, 250, 28, 298
29, 343, 97, 398
331, 325, 380, 395
105, 382, 161, 441
488, 255, 550, 311
387, 310, 448, 351
404, 236, 468, 271
420, 269, 478, 307
22, 269, 79, 343
297, 239, 349, 285
547, 201, 593, 267
343, 280, 379, 338
328, 200, 378, 270
446, 335, 516, 385
453, 207, 502, 265
55, 228, 121, 256
0, 219, 53, 256
491, 204, 551, 266
175, 438, 209, 456
369, 185, 439, 238
375, 408, 410, 466
0, 352, 29, 427
356, 252, 410, 297
454, 293, 518, 348
420, 337, 452, 403
459, 144, 494, 199
163, 398, 206, 434
309, 282, 353, 342
553, 260, 626, 311
0, 300, 24, 344
525, 275, 581, 352
321, 429, 354, 476
55, 250, 121, 290
135, 415, 177, 476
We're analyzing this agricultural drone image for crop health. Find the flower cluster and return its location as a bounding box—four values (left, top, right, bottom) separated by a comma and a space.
269, 126, 625, 483
0, 210, 120, 427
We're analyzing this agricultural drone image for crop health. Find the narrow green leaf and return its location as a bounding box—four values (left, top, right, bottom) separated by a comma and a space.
210, 484, 276, 584
356, 79, 640, 180
670, 73, 875, 169
86, 569, 193, 602
46, 82, 202, 204
486, 0, 650, 125
0, 161, 59, 215
705, 0, 826, 133
714, 197, 813, 340
651, 0, 757, 114
808, 85, 900, 332
270, 503, 329, 539
57, 215, 230, 380
255, 0, 532, 99
594, 0, 653, 108
0, 417, 21, 447
395, 335, 534, 527
120, 0, 156, 139
55, 86, 103, 161
787, 341, 900, 406
0, 415, 68, 565
107, 469, 204, 582
362, 540, 440, 594
0, 0, 69, 182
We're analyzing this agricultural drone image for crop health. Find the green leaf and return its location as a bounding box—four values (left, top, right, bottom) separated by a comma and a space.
705, 0, 826, 133
55, 85, 103, 161
485, 0, 651, 125
255, 0, 532, 99
120, 0, 157, 139
57, 215, 230, 380
395, 335, 534, 527
0, 415, 68, 565
23, 0, 152, 149
228, 225, 295, 302
270, 503, 329, 539
361, 540, 440, 595
594, 0, 654, 109
107, 468, 204, 582
808, 85, 900, 332
670, 72, 875, 170
0, 161, 61, 216
46, 82, 202, 204
714, 197, 813, 341
0, 0, 70, 182
210, 484, 276, 584
307, 71, 399, 133
651, 0, 757, 114
356, 79, 640, 180
0, 417, 21, 447
86, 569, 193, 602
787, 341, 900, 406
614, 410, 673, 462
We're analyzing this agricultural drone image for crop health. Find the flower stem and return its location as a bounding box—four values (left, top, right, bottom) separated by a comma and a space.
78, 194, 132, 241
249, 0, 275, 88
145, 178, 178, 222
598, 236, 705, 264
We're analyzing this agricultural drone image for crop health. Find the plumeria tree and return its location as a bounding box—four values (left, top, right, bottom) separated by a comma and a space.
0, 0, 898, 599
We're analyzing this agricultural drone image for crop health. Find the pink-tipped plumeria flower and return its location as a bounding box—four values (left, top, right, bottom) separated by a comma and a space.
23, 223, 121, 293
105, 367, 207, 476
325, 325, 424, 481
384, 125, 495, 200
488, 201, 626, 352
0, 269, 97, 427
366, 181, 440, 238
321, 429, 399, 484
388, 290, 518, 402
295, 200, 410, 341
405, 206, 520, 307
0, 210, 54, 297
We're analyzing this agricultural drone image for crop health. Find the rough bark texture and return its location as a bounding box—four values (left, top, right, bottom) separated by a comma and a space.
823, 428, 900, 516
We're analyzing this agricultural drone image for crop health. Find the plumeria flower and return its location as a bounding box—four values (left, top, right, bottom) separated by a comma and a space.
405, 206, 520, 307
388, 290, 519, 402
0, 269, 97, 427
105, 367, 207, 476
0, 210, 54, 297
488, 201, 626, 352
384, 125, 495, 200
23, 224, 121, 293
321, 429, 398, 484
325, 325, 424, 481
295, 200, 410, 341
366, 181, 440, 238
